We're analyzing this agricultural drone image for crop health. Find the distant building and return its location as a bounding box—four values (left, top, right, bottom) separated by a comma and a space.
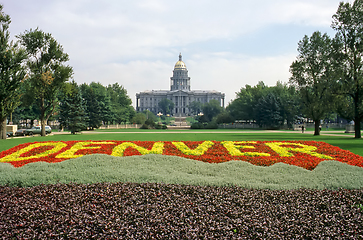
136, 53, 225, 116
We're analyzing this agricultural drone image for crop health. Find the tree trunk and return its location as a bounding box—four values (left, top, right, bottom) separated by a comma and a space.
354, 118, 361, 138
314, 120, 320, 136
353, 95, 362, 138
40, 98, 46, 136
41, 119, 46, 137
0, 118, 7, 140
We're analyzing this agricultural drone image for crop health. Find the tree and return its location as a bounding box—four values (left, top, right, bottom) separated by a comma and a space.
227, 81, 300, 129
80, 83, 102, 129
215, 111, 234, 124
131, 112, 147, 124
143, 110, 157, 122
188, 101, 202, 115
201, 99, 223, 122
274, 83, 301, 129
58, 81, 87, 134
255, 92, 284, 128
12, 103, 39, 128
107, 83, 134, 124
158, 98, 174, 115
0, 5, 27, 139
18, 28, 73, 136
227, 81, 267, 122
79, 82, 117, 129
290, 31, 335, 135
89, 82, 113, 125
332, 0, 363, 138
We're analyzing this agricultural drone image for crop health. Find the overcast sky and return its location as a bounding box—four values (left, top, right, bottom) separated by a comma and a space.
3, 0, 342, 107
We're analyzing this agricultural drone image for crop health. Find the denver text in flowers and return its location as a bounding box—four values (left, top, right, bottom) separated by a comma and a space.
0, 140, 362, 170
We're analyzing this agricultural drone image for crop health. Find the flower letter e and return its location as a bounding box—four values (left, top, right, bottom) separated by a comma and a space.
111, 142, 164, 157
56, 141, 116, 159
265, 142, 334, 159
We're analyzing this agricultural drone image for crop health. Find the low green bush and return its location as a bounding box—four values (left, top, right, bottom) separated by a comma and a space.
1, 155, 362, 189
205, 122, 218, 129
191, 122, 204, 129
155, 124, 167, 129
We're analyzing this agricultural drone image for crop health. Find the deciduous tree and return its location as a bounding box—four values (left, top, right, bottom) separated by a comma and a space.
158, 98, 174, 115
18, 28, 73, 136
332, 0, 363, 138
227, 81, 267, 122
290, 31, 335, 135
0, 5, 27, 139
201, 99, 223, 122
188, 101, 202, 115
107, 83, 134, 124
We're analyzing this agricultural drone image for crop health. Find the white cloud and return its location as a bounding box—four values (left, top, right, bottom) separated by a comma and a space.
3, 0, 342, 108
263, 0, 340, 26
188, 53, 296, 105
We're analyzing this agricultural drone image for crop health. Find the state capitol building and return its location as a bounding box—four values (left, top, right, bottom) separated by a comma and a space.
136, 54, 225, 116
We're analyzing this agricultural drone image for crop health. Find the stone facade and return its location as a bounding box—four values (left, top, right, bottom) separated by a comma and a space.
136, 53, 225, 116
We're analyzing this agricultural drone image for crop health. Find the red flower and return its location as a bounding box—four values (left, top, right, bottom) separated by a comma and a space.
0, 140, 362, 170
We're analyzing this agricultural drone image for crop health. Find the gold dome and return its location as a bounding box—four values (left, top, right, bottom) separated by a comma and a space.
174, 53, 187, 70
174, 61, 187, 69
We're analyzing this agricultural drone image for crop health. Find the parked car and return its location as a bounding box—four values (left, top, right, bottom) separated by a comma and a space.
15, 129, 27, 136
25, 126, 52, 135
6, 132, 14, 138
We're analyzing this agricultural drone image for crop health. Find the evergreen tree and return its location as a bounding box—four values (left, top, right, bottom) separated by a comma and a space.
80, 83, 102, 130
59, 81, 87, 134
255, 92, 284, 128
89, 82, 113, 125
107, 83, 134, 124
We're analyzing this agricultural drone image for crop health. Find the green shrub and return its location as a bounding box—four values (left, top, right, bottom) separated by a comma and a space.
1, 155, 362, 189
155, 124, 167, 129
191, 122, 204, 129
205, 122, 218, 129
145, 119, 155, 127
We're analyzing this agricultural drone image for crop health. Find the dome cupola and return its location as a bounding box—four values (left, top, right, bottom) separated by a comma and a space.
170, 53, 190, 91
174, 53, 187, 70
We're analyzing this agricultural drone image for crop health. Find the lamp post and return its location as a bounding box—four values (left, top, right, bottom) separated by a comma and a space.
179, 89, 182, 126
157, 112, 163, 124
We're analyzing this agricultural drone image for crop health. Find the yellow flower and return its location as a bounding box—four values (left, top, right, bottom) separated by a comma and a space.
0, 142, 67, 162
172, 141, 214, 156
56, 141, 116, 159
111, 142, 164, 157
265, 142, 334, 159
221, 141, 270, 157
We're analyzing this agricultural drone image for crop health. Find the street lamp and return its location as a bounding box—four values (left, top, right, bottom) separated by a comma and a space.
157, 112, 163, 124
179, 81, 182, 126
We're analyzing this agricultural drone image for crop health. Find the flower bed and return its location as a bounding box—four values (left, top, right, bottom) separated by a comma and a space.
0, 140, 362, 170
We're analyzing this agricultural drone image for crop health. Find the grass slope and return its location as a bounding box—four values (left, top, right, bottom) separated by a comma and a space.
1, 154, 362, 189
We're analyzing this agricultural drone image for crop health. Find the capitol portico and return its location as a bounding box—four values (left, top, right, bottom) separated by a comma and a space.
136, 54, 225, 116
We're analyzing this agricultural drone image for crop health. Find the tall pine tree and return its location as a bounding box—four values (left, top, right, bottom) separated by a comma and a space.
59, 81, 87, 134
